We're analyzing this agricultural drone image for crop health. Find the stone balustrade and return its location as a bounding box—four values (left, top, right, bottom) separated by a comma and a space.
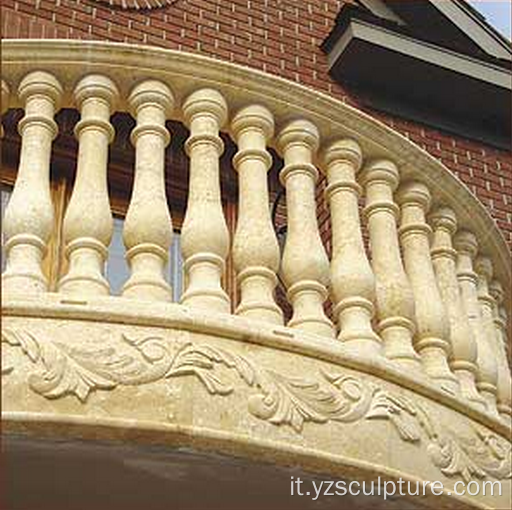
2, 45, 511, 421
1, 41, 511, 508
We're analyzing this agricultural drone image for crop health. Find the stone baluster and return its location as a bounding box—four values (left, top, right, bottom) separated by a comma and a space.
454, 231, 498, 414
475, 256, 502, 416
59, 75, 118, 296
430, 208, 485, 408
2, 71, 62, 294
489, 280, 512, 423
122, 80, 174, 301
231, 105, 283, 324
1, 80, 9, 137
276, 120, 333, 337
397, 182, 458, 393
322, 141, 380, 355
180, 89, 230, 313
360, 160, 419, 366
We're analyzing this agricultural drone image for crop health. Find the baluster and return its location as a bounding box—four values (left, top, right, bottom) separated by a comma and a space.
430, 207, 485, 408
475, 256, 502, 416
322, 140, 380, 355
2, 71, 62, 294
1, 80, 9, 137
231, 105, 283, 324
59, 75, 118, 296
122, 80, 174, 301
454, 231, 498, 414
361, 160, 419, 365
489, 280, 512, 423
180, 88, 230, 313
276, 120, 333, 337
397, 182, 458, 393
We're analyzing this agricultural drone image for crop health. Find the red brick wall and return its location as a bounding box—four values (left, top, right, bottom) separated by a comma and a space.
2, 0, 511, 249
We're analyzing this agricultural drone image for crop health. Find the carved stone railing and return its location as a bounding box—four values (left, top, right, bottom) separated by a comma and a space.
1, 41, 511, 509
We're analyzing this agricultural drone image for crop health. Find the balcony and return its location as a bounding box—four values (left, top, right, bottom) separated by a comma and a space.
1, 40, 511, 509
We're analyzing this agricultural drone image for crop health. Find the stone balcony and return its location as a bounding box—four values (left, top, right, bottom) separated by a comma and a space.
1, 40, 511, 509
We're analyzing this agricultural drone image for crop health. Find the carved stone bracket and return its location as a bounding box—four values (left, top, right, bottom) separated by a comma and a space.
2, 328, 511, 483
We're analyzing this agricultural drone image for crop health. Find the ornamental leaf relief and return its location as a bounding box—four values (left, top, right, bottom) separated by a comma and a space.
2, 327, 511, 482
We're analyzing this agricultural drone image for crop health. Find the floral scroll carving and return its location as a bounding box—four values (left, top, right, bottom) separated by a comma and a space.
2, 328, 511, 482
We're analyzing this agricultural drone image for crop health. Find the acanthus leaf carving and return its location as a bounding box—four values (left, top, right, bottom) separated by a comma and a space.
247, 371, 371, 432
2, 327, 511, 482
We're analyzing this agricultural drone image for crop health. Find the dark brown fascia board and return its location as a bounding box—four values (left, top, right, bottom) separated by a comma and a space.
326, 18, 512, 90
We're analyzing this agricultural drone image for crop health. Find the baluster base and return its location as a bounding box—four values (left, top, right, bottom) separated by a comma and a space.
451, 363, 487, 411
2, 234, 48, 294
122, 244, 172, 302
335, 296, 382, 358
58, 238, 110, 297
497, 405, 512, 426
378, 316, 422, 369
181, 253, 230, 314
287, 281, 334, 338
236, 267, 283, 325
477, 382, 500, 417
417, 340, 460, 395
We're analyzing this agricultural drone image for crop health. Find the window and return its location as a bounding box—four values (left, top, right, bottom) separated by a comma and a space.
105, 216, 130, 296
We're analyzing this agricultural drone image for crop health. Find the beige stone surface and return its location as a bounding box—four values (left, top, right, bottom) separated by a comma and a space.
180, 88, 230, 313
58, 74, 118, 297
231, 104, 283, 325
397, 182, 459, 394
455, 232, 499, 416
360, 159, 419, 367
489, 280, 512, 424
430, 207, 485, 410
122, 79, 174, 301
322, 139, 380, 355
2, 71, 62, 294
277, 119, 333, 337
2, 40, 511, 510
2, 296, 511, 510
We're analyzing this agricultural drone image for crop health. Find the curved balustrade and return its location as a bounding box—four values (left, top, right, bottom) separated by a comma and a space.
1, 40, 511, 509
